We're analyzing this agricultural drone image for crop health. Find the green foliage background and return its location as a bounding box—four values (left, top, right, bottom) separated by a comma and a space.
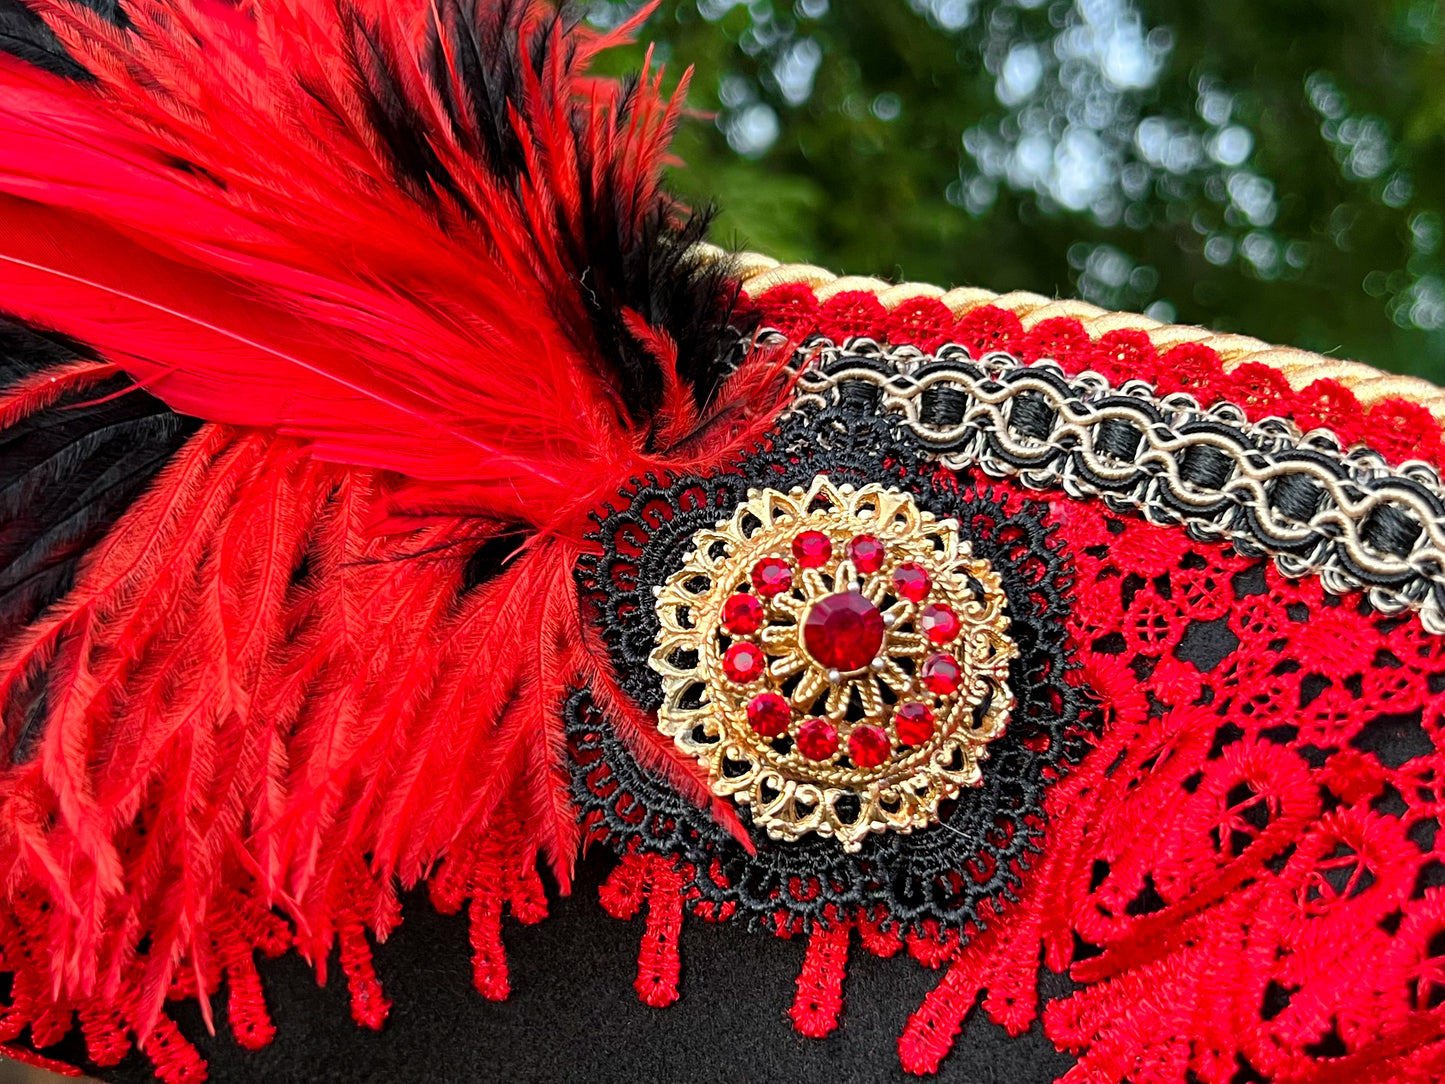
589, 0, 1445, 380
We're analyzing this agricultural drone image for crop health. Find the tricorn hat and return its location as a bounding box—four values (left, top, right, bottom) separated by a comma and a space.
0, 3, 1443, 1082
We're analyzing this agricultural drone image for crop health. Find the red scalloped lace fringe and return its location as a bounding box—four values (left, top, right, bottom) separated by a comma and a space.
0, 820, 546, 1083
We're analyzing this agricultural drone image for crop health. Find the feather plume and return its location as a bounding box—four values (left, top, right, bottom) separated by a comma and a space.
0, 0, 778, 522
0, 0, 782, 1040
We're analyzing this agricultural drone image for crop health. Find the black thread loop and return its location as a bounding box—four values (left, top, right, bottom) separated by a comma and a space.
1007, 391, 1056, 441
920, 383, 969, 429
1095, 418, 1144, 462
1362, 504, 1422, 558
1179, 443, 1234, 491
1268, 471, 1326, 523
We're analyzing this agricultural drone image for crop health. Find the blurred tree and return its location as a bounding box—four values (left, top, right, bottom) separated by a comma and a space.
586, 0, 1445, 379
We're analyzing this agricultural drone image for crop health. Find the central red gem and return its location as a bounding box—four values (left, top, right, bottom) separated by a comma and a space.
802, 591, 885, 671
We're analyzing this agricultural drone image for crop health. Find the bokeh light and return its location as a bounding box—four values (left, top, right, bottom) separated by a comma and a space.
587, 0, 1445, 379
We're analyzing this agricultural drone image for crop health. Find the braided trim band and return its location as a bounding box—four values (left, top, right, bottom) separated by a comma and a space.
693, 245, 1445, 424
792, 337, 1445, 633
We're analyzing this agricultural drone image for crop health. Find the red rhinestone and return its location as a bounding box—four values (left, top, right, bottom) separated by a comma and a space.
894, 702, 936, 745
848, 725, 890, 768
847, 534, 887, 574
746, 692, 791, 737
792, 530, 833, 568
722, 642, 767, 683
796, 717, 839, 760
751, 557, 794, 597
892, 562, 932, 602
802, 591, 885, 671
919, 602, 960, 644
722, 593, 765, 635
921, 653, 963, 695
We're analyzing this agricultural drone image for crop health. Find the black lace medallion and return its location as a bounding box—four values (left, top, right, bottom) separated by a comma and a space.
573, 400, 1094, 934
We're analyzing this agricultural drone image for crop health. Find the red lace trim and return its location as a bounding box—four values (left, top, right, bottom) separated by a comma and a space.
4, 527, 1441, 1080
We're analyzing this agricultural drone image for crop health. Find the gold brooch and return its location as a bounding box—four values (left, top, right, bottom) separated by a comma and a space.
648, 475, 1017, 850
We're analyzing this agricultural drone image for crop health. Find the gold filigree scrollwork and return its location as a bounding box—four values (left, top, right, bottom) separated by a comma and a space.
648, 475, 1017, 850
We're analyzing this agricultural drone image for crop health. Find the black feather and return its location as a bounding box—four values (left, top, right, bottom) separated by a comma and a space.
426, 0, 538, 188
361, 0, 752, 426
0, 430, 187, 622
0, 316, 200, 685
0, 0, 125, 79
0, 652, 47, 767
347, 11, 469, 208
461, 527, 530, 592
